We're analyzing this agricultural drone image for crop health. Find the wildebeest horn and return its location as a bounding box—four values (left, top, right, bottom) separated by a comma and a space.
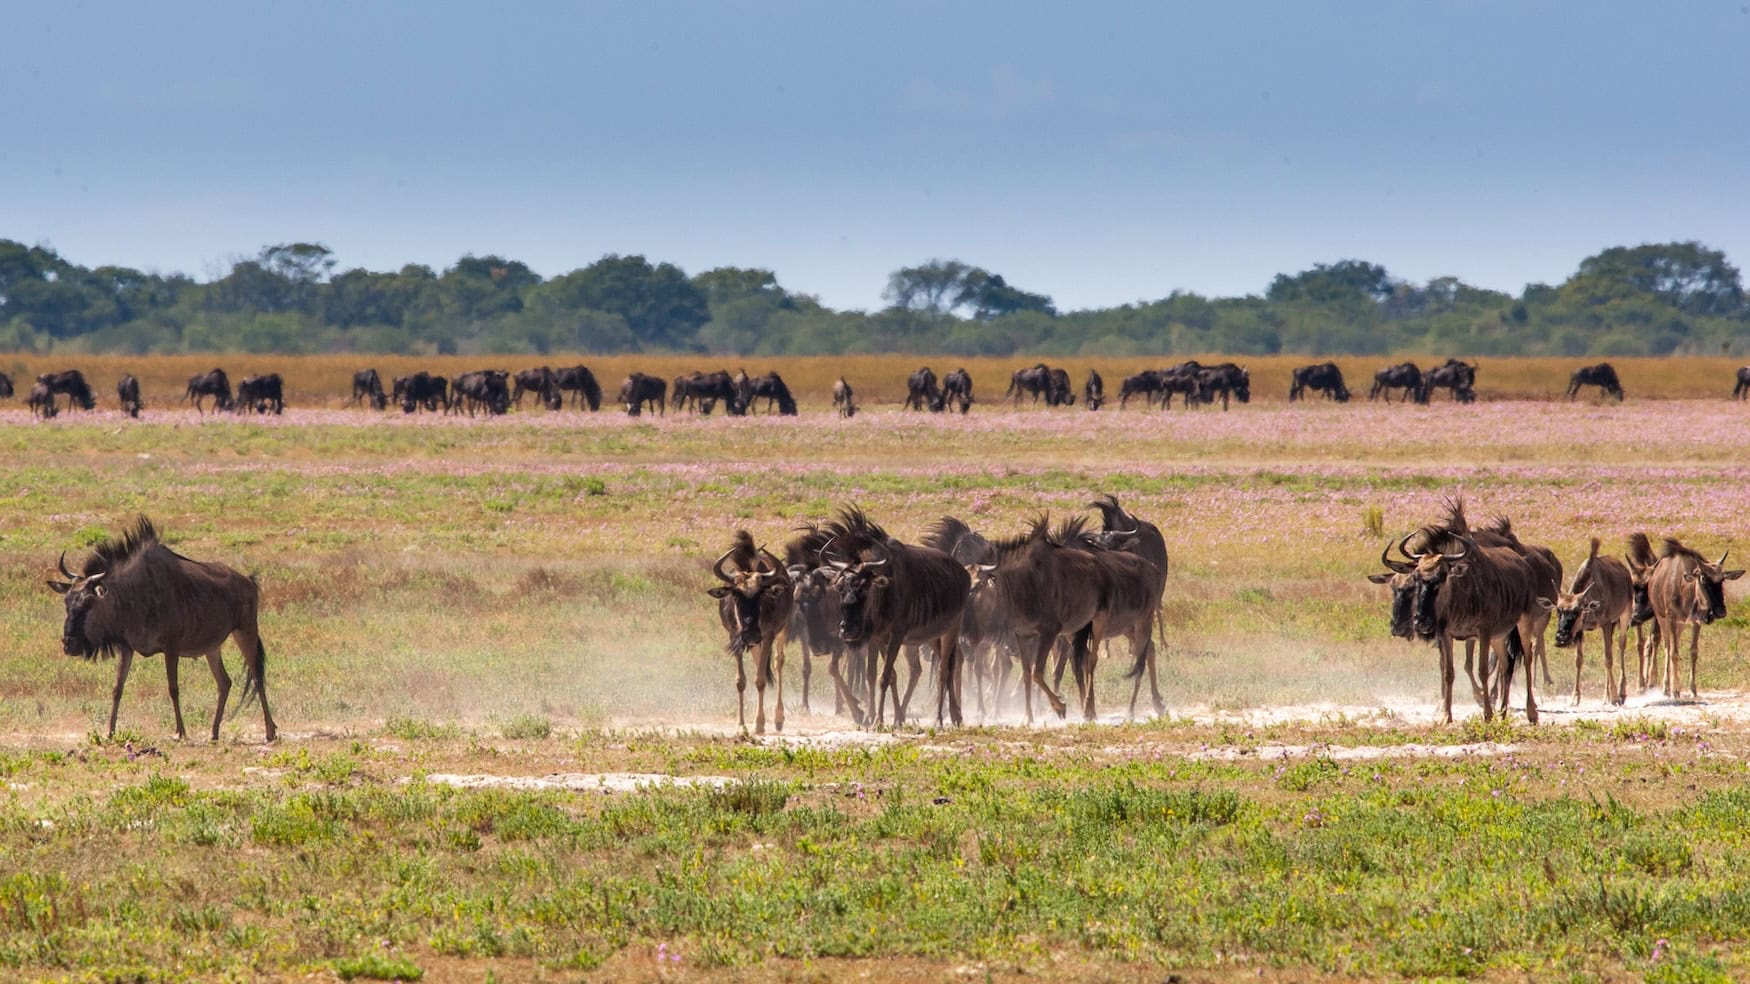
58, 551, 74, 579
866, 541, 890, 567
759, 546, 784, 572
1442, 539, 1469, 561
977, 563, 998, 573
1379, 543, 1414, 574
1397, 533, 1421, 560
1111, 524, 1138, 537
1718, 549, 1730, 567
711, 549, 736, 584
85, 571, 105, 584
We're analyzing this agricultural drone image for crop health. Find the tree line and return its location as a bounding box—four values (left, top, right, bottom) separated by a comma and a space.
0, 239, 1744, 357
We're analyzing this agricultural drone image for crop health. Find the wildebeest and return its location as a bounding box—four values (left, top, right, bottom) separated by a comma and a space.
450, 370, 511, 416
1088, 494, 1170, 719
823, 507, 970, 728
1734, 367, 1750, 400
555, 365, 603, 411
1082, 370, 1105, 411
1645, 537, 1742, 700
184, 369, 233, 415
1370, 362, 1423, 403
0, 371, 13, 399
783, 524, 864, 718
1118, 370, 1163, 408
672, 370, 746, 415
1194, 363, 1250, 410
1288, 362, 1349, 402
904, 367, 942, 412
746, 372, 798, 415
1006, 364, 1075, 407
37, 369, 97, 412
1623, 532, 1664, 691
350, 368, 388, 410
832, 376, 858, 418
392, 372, 449, 413
235, 373, 284, 414
1420, 359, 1477, 403
512, 367, 563, 410
46, 517, 277, 742
618, 372, 667, 416
1155, 362, 1205, 409
27, 381, 58, 419
1047, 368, 1076, 406
1538, 537, 1633, 706
708, 531, 794, 734
1567, 362, 1624, 401
116, 374, 144, 419
941, 368, 974, 414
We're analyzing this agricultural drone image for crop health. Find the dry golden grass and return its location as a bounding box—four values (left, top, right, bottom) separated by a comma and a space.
2, 352, 1745, 411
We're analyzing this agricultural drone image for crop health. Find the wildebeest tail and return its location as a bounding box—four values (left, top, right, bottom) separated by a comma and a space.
236, 636, 267, 714
1504, 625, 1524, 683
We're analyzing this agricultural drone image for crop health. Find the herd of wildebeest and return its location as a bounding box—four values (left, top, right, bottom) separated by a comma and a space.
704, 496, 1742, 736
11, 359, 1750, 419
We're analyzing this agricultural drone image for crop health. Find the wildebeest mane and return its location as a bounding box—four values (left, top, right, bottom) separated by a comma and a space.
785, 523, 834, 568
921, 516, 994, 565
82, 516, 164, 577
987, 515, 1052, 562
726, 530, 758, 571
1627, 532, 1658, 568
822, 506, 890, 563
1659, 537, 1709, 564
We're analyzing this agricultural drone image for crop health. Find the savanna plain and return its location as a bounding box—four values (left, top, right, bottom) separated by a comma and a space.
4, 355, 1750, 983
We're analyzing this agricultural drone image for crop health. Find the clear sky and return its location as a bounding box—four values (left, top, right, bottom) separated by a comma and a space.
4, 2, 1747, 311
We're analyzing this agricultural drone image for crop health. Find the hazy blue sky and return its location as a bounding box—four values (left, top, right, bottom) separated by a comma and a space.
4, 2, 1747, 310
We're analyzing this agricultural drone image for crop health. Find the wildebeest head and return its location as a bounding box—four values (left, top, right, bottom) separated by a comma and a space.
1682, 548, 1743, 625
1366, 539, 1419, 639
1537, 583, 1599, 648
46, 551, 115, 659
829, 543, 891, 645
707, 534, 790, 652
1410, 537, 1470, 640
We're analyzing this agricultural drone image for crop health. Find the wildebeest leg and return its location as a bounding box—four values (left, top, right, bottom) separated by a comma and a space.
934, 632, 963, 728
771, 636, 786, 733
1687, 622, 1701, 700
734, 646, 748, 732
1658, 616, 1678, 698
108, 647, 136, 739
1572, 631, 1586, 705
1075, 623, 1101, 722
1513, 627, 1537, 724
896, 645, 923, 726
164, 652, 187, 740
826, 648, 862, 724
1030, 635, 1069, 720
1600, 622, 1621, 706
1461, 640, 1486, 708
1436, 637, 1455, 725
751, 640, 773, 734
206, 649, 232, 741
797, 641, 813, 714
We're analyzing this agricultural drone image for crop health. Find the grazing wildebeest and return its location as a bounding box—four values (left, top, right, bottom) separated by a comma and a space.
393, 372, 449, 413
1370, 362, 1423, 403
747, 372, 798, 415
27, 381, 58, 419
673, 370, 745, 415
1420, 359, 1477, 403
1735, 367, 1750, 400
1538, 538, 1633, 705
1004, 364, 1051, 406
904, 367, 941, 412
1083, 370, 1105, 411
1156, 362, 1204, 409
1047, 368, 1076, 407
1646, 538, 1742, 700
832, 376, 858, 418
450, 370, 511, 416
823, 508, 970, 728
236, 373, 284, 414
1622, 532, 1664, 691
1088, 494, 1170, 719
618, 372, 667, 416
1567, 362, 1624, 401
37, 370, 97, 412
941, 368, 974, 414
1118, 370, 1163, 409
555, 365, 603, 411
512, 367, 562, 409
708, 531, 794, 734
1288, 362, 1349, 402
46, 517, 277, 742
350, 369, 388, 410
116, 374, 144, 419
1194, 363, 1250, 410
0, 371, 13, 398
184, 369, 233, 415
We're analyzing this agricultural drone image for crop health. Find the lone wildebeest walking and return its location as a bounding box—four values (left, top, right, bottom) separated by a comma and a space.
1646, 538, 1742, 700
351, 369, 387, 410
1539, 537, 1633, 705
1567, 363, 1624, 401
1370, 362, 1422, 403
116, 374, 144, 418
185, 369, 233, 415
46, 517, 277, 742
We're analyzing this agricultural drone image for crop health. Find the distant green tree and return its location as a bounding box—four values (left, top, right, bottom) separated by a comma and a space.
884, 259, 973, 315
550, 255, 709, 350
1267, 260, 1394, 306
1568, 242, 1744, 317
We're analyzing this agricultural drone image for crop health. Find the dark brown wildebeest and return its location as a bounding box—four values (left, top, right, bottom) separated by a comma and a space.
350, 368, 387, 410
1646, 538, 1742, 700
1083, 369, 1105, 411
1046, 368, 1076, 406
1004, 364, 1063, 406
1156, 362, 1204, 409
555, 365, 602, 411
236, 373, 284, 414
1734, 367, 1750, 400
27, 381, 58, 419
1194, 363, 1250, 410
393, 372, 448, 413
832, 376, 858, 418
747, 372, 798, 415
1622, 532, 1664, 691
1118, 370, 1163, 408
941, 368, 973, 413
904, 367, 941, 412
1420, 359, 1477, 403
921, 515, 1012, 720
512, 367, 562, 410
823, 507, 970, 728
184, 369, 233, 415
1288, 362, 1349, 402
0, 371, 13, 398
116, 374, 144, 419
37, 369, 97, 412
1567, 363, 1624, 401
618, 372, 667, 416
1405, 512, 1542, 724
1370, 362, 1422, 402
783, 524, 866, 719
1041, 521, 1161, 722
708, 531, 793, 734
1538, 537, 1633, 705
673, 370, 746, 415
450, 370, 511, 416
46, 517, 277, 742
1088, 494, 1170, 719
1478, 515, 1564, 689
